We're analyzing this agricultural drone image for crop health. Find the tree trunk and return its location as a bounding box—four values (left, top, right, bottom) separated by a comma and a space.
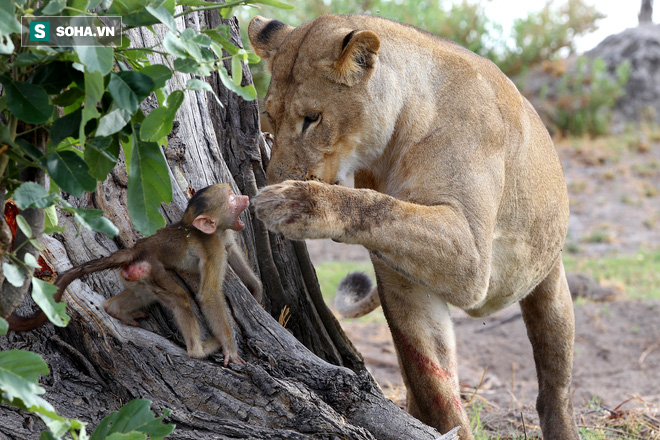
639, 0, 653, 24
0, 9, 457, 440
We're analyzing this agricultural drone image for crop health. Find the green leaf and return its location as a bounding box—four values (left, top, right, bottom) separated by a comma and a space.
43, 205, 64, 235
75, 46, 114, 76
178, 28, 204, 61
87, 0, 103, 9
191, 33, 213, 47
85, 136, 120, 180
44, 418, 87, 440
247, 51, 261, 65
41, 0, 67, 15
185, 78, 223, 104
166, 89, 184, 112
140, 91, 183, 142
177, 0, 216, 5
172, 58, 199, 74
51, 108, 83, 146
122, 12, 159, 28
71, 208, 118, 237
231, 55, 243, 87
46, 150, 97, 198
24, 253, 40, 269
108, 0, 150, 15
29, 62, 79, 94
81, 70, 104, 140
90, 399, 175, 440
2, 262, 25, 287
0, 2, 22, 36
139, 107, 173, 142
0, 77, 53, 124
13, 52, 51, 67
97, 108, 131, 137
52, 88, 85, 107
0, 350, 53, 413
12, 138, 43, 162
121, 131, 134, 175
31, 278, 69, 328
0, 350, 49, 386
0, 318, 8, 336
146, 5, 177, 32
127, 134, 172, 236
0, 123, 10, 145
118, 0, 174, 28
220, 5, 234, 19
16, 215, 33, 239
203, 27, 232, 48
185, 78, 211, 92
162, 32, 188, 58
140, 65, 171, 90
121, 49, 150, 65
106, 433, 146, 440
14, 182, 55, 210
216, 67, 257, 101
107, 71, 154, 114
29, 239, 44, 252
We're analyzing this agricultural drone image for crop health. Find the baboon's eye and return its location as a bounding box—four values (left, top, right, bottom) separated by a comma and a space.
302, 113, 320, 133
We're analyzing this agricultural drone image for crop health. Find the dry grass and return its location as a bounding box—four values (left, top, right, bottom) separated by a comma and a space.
376, 368, 660, 440
457, 394, 660, 440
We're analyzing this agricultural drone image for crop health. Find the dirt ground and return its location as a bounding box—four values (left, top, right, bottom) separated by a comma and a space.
306, 140, 660, 436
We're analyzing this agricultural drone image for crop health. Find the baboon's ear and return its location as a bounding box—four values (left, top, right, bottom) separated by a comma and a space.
332, 30, 380, 86
192, 215, 217, 235
248, 16, 294, 69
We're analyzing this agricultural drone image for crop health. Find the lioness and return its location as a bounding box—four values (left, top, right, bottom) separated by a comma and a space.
249, 14, 578, 440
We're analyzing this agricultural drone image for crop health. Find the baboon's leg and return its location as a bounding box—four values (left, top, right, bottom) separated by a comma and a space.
373, 257, 473, 440
104, 285, 156, 326
520, 257, 579, 440
150, 267, 205, 358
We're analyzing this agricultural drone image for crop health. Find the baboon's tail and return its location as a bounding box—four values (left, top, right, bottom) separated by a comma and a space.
334, 272, 380, 318
7, 249, 136, 332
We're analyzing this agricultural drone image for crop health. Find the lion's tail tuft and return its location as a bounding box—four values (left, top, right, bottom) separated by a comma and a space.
334, 271, 380, 318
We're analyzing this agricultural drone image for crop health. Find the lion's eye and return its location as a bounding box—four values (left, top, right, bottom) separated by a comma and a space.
302, 113, 320, 133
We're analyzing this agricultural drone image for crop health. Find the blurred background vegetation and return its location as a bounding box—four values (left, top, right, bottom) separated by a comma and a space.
237, 0, 633, 138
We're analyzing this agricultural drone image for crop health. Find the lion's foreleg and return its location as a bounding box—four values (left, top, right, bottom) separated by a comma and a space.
254, 180, 490, 309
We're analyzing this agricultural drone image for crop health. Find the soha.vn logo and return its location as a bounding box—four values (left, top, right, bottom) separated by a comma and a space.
29, 21, 116, 41
29, 22, 50, 41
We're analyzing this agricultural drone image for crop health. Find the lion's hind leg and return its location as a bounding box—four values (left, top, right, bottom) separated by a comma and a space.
520, 257, 579, 440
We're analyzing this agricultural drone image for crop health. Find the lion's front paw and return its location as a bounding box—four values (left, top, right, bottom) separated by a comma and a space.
253, 180, 339, 240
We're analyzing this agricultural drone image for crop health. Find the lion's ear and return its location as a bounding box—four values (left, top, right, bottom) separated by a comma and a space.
332, 30, 380, 86
248, 16, 293, 70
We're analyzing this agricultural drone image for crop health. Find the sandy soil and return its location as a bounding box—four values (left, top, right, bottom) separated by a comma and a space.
306, 140, 660, 436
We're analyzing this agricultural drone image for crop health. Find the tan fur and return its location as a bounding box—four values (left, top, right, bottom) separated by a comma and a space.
249, 14, 577, 439
10, 184, 262, 367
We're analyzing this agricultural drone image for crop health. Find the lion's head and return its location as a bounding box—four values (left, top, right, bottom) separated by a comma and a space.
249, 15, 390, 185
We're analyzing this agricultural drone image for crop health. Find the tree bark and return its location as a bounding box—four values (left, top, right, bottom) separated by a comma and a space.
0, 8, 457, 440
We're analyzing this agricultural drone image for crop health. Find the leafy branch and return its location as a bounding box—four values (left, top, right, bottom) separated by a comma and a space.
0, 0, 291, 437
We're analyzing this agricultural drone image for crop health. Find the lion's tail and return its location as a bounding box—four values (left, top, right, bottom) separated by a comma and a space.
334, 272, 380, 318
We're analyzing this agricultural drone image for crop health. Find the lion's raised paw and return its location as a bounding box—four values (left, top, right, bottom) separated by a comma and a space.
253, 180, 336, 240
